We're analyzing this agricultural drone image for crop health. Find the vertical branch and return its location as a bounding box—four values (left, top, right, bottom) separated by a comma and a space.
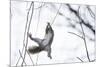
16, 2, 34, 66
35, 3, 43, 36
21, 2, 34, 66
80, 22, 91, 62
36, 53, 39, 65
78, 5, 91, 62
67, 4, 91, 62
35, 3, 43, 65
68, 23, 91, 62
23, 44, 34, 65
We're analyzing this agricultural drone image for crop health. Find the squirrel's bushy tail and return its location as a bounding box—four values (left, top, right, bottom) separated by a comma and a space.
28, 46, 42, 54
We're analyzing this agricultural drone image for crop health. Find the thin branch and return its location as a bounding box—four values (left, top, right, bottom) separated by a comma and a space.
35, 3, 45, 9
16, 45, 34, 66
23, 2, 33, 48
22, 2, 34, 66
77, 57, 84, 62
23, 44, 34, 65
68, 32, 84, 39
11, 65, 39, 67
35, 3, 43, 65
36, 53, 39, 65
19, 50, 27, 65
35, 3, 42, 36
16, 2, 34, 66
80, 22, 91, 62
78, 5, 91, 62
87, 6, 95, 19
51, 4, 62, 25
66, 4, 95, 34
16, 55, 21, 66
66, 4, 91, 62
54, 8, 94, 41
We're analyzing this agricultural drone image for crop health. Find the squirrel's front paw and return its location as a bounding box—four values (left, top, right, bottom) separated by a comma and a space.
28, 32, 32, 37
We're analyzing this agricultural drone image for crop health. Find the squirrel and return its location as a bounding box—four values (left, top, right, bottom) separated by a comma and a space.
28, 22, 54, 59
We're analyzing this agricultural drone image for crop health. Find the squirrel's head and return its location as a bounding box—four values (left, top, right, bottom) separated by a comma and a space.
46, 22, 53, 33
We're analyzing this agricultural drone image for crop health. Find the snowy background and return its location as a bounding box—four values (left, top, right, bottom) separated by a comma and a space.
10, 0, 96, 66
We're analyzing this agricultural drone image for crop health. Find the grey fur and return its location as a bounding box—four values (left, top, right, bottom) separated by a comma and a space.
28, 23, 54, 59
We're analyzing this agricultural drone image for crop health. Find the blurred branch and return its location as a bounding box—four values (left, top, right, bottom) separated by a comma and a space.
21, 2, 34, 66
19, 50, 27, 65
77, 57, 83, 62
66, 4, 95, 34
51, 5, 94, 41
16, 2, 34, 66
87, 6, 95, 19
36, 53, 39, 65
68, 32, 84, 39
35, 3, 42, 36
51, 4, 62, 25
80, 19, 91, 62
90, 59, 96, 62
23, 44, 34, 65
34, 3, 45, 9
66, 4, 91, 62
35, 3, 43, 65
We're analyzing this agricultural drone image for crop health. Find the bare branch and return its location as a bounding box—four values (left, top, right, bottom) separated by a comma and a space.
36, 53, 39, 65
34, 3, 45, 9
22, 2, 34, 66
66, 4, 95, 34
19, 50, 27, 65
35, 3, 43, 65
87, 6, 95, 19
51, 4, 62, 25
77, 57, 84, 62
68, 32, 84, 39
23, 44, 34, 65
16, 2, 34, 66
80, 22, 91, 62
35, 3, 42, 36
66, 4, 91, 62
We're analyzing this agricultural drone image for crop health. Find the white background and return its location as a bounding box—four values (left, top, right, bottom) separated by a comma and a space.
0, 0, 99, 67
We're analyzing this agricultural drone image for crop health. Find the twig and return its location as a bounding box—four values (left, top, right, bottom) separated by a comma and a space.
35, 3, 43, 65
77, 57, 83, 62
35, 3, 42, 36
34, 3, 45, 9
11, 65, 39, 67
51, 4, 62, 25
23, 44, 34, 65
36, 53, 39, 65
52, 6, 94, 41
87, 6, 95, 19
68, 32, 84, 39
19, 50, 27, 65
67, 4, 91, 62
80, 22, 91, 62
79, 6, 91, 62
66, 4, 95, 34
78, 6, 91, 61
